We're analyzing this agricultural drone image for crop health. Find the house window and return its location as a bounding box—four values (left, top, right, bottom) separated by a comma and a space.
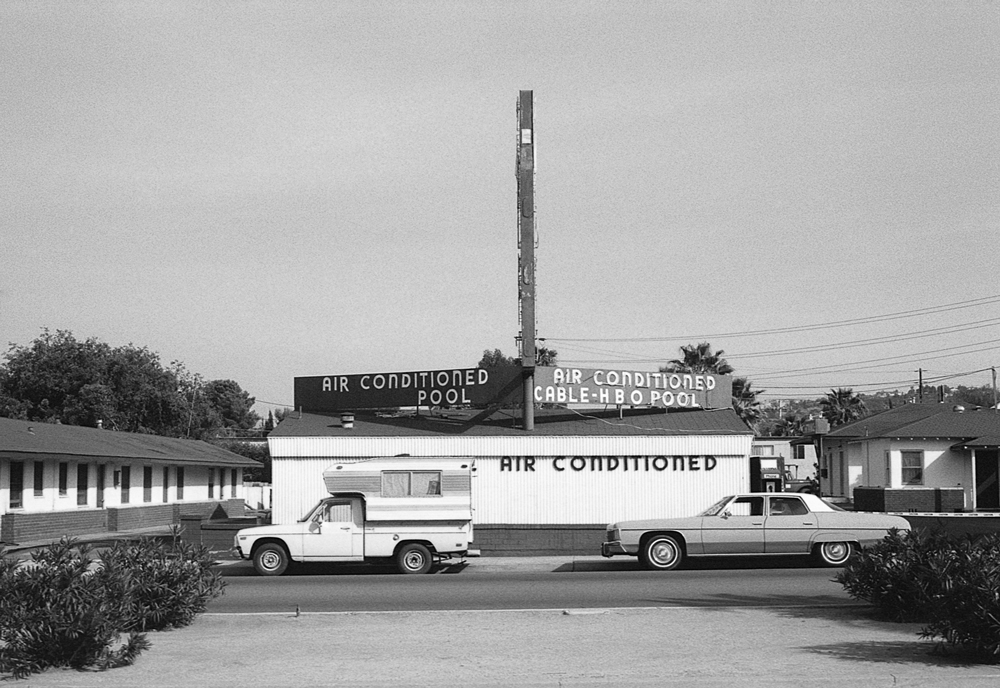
793, 445, 806, 460
121, 465, 131, 504
381, 471, 441, 498
901, 451, 923, 485
9, 461, 24, 509
143, 466, 152, 503
177, 467, 184, 500
752, 445, 775, 456
34, 461, 44, 497
59, 462, 69, 496
162, 467, 169, 502
77, 464, 88, 506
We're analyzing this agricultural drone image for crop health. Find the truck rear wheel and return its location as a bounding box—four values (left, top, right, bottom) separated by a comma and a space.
396, 543, 432, 574
253, 542, 290, 576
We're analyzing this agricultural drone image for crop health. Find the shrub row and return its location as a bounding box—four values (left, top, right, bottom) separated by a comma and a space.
0, 534, 225, 679
836, 528, 1000, 662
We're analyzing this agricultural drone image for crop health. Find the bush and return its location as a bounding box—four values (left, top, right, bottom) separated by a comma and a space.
0, 534, 225, 679
836, 529, 1000, 662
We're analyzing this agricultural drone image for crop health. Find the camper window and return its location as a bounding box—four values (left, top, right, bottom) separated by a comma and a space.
381, 471, 442, 498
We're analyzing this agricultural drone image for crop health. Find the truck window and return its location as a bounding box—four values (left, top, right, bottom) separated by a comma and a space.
324, 501, 354, 522
381, 471, 442, 498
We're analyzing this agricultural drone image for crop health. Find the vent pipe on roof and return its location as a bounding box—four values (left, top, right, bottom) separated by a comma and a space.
97, 419, 103, 429
341, 413, 355, 429
953, 405, 966, 413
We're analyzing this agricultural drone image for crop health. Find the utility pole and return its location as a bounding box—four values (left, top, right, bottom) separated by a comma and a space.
516, 90, 536, 430
918, 368, 923, 402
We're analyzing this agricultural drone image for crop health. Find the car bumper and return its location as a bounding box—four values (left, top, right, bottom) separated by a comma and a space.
601, 541, 632, 557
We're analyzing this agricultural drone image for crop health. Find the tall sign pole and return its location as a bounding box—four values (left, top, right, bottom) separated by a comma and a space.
517, 91, 536, 430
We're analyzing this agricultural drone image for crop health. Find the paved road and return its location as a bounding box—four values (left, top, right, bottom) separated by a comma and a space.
210, 558, 857, 613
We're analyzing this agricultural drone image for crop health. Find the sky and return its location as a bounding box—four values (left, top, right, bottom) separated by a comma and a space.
2, 1, 999, 415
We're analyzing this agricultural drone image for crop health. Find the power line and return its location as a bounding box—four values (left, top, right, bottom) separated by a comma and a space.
544, 293, 1000, 343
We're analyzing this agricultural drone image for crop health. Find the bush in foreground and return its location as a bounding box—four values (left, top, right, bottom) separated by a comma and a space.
836, 529, 1000, 662
0, 534, 225, 679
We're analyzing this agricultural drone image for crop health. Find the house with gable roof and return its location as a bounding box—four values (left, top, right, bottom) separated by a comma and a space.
1, 416, 259, 545
819, 402, 1000, 511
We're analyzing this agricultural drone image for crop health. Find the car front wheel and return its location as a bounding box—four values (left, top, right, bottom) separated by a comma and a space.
640, 535, 683, 571
815, 541, 853, 566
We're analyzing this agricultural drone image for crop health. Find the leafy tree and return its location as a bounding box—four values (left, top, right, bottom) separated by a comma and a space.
0, 329, 259, 439
536, 346, 558, 366
477, 348, 517, 368
821, 387, 867, 427
660, 342, 734, 375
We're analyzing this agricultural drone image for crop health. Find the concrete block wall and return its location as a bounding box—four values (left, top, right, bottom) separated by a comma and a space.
855, 487, 965, 513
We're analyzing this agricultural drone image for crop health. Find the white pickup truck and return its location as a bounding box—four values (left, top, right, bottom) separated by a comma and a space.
234, 457, 475, 575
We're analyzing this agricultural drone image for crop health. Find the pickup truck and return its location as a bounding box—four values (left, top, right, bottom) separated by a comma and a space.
234, 457, 475, 575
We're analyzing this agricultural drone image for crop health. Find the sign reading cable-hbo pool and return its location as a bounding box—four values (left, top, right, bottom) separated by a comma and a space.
295, 366, 732, 411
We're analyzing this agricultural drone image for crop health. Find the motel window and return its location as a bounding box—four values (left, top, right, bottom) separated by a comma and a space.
752, 445, 775, 456
143, 466, 153, 503
9, 461, 24, 509
177, 467, 184, 500
231, 468, 237, 497
34, 461, 44, 497
59, 462, 68, 496
382, 471, 441, 498
793, 445, 806, 461
77, 464, 89, 506
163, 467, 169, 502
208, 468, 215, 499
902, 451, 923, 486
121, 465, 131, 504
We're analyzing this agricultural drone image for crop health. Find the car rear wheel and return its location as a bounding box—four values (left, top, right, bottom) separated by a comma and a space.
641, 535, 683, 571
253, 542, 290, 576
815, 541, 853, 566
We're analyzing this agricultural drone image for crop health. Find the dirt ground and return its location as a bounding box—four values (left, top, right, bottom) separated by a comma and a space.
10, 606, 1000, 687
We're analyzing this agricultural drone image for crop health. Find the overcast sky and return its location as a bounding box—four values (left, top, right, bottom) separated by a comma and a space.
3, 1, 999, 412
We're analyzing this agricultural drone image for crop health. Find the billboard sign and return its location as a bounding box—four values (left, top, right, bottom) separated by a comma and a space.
533, 367, 733, 409
294, 367, 523, 412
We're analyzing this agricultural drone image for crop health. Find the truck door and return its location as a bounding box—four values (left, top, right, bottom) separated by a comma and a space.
301, 498, 363, 561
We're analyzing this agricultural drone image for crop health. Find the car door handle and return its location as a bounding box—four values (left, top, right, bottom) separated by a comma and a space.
752, 522, 763, 526
340, 526, 351, 530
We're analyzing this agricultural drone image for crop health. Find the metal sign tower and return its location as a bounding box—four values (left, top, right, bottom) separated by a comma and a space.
517, 90, 536, 430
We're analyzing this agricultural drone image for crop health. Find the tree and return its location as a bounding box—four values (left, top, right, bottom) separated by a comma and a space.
536, 346, 558, 366
660, 342, 734, 376
731, 377, 765, 430
821, 388, 867, 427
477, 348, 517, 368
0, 329, 259, 438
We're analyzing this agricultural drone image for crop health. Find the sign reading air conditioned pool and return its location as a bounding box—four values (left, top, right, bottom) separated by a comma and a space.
294, 367, 523, 412
533, 367, 733, 409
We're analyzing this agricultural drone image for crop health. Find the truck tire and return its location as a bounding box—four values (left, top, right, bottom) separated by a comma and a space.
396, 543, 433, 574
253, 542, 290, 576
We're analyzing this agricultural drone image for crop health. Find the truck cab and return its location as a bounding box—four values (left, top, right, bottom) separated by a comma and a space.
234, 458, 475, 575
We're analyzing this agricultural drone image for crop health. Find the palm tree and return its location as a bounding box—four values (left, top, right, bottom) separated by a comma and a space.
731, 377, 764, 430
770, 413, 807, 437
660, 342, 734, 375
820, 388, 867, 427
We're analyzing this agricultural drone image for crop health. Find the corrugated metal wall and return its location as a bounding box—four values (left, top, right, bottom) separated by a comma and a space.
270, 435, 752, 525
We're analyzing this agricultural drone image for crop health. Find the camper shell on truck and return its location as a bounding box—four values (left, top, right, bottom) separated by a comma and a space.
234, 458, 475, 575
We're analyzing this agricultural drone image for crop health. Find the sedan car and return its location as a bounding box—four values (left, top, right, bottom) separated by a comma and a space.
601, 492, 910, 571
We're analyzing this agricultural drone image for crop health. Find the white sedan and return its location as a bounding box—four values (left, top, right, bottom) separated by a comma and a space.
602, 492, 910, 570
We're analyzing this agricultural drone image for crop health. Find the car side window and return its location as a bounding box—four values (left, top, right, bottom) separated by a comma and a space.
729, 497, 764, 517
769, 497, 807, 516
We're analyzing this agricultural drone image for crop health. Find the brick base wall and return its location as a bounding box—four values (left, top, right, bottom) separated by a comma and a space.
1, 509, 109, 544
855, 487, 965, 512
474, 525, 606, 555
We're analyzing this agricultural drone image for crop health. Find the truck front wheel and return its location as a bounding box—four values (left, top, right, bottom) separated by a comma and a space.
396, 543, 433, 574
253, 542, 290, 576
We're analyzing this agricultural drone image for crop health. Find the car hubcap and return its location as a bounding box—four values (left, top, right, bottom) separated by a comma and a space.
261, 552, 280, 570
404, 552, 425, 570
650, 541, 677, 566
824, 543, 848, 563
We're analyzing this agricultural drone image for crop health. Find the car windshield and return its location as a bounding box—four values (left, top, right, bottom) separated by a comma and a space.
697, 496, 734, 517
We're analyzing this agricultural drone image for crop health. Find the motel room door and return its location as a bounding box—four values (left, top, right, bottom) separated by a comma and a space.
975, 450, 1000, 511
